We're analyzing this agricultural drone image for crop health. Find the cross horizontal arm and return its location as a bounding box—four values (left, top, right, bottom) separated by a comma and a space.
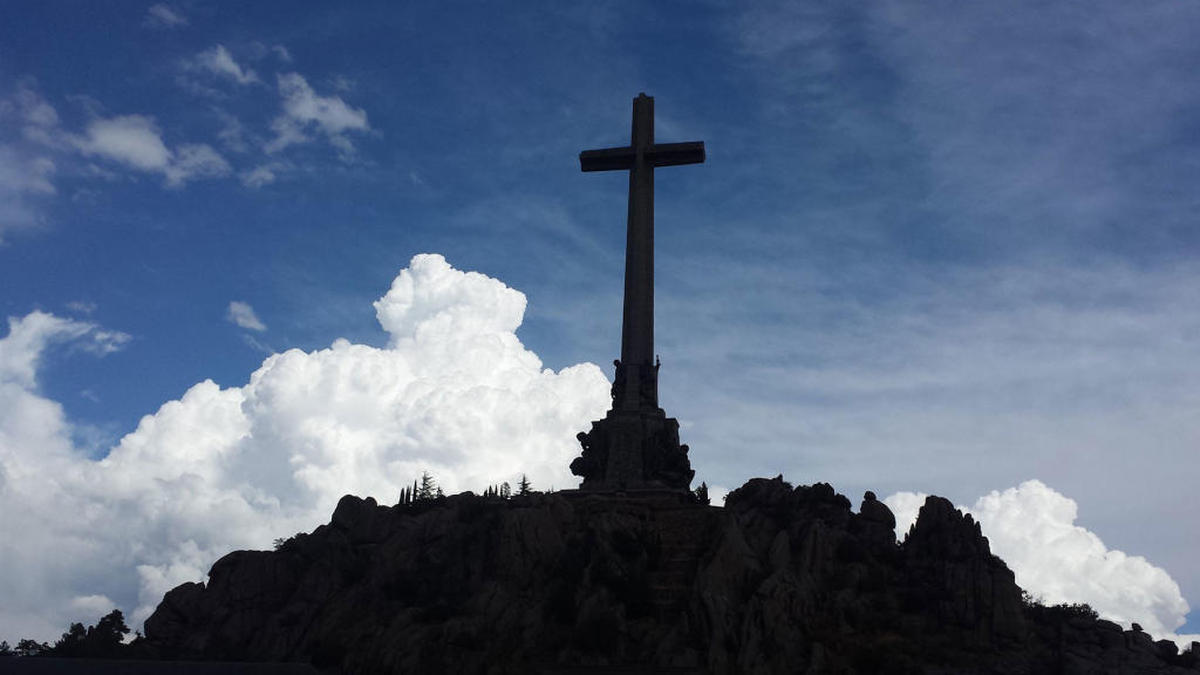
647, 141, 705, 167
580, 147, 636, 172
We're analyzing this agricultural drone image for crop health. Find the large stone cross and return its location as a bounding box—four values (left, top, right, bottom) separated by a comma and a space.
579, 93, 705, 412
570, 93, 703, 492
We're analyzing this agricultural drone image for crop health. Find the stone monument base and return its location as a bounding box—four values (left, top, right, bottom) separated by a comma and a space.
570, 408, 694, 491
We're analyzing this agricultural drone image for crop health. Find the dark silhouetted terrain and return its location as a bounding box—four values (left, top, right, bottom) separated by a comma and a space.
120, 477, 1199, 674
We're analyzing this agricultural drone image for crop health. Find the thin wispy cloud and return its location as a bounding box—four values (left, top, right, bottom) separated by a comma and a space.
226, 301, 267, 332
267, 73, 370, 155
143, 4, 187, 29
192, 45, 260, 86
240, 162, 285, 188
0, 148, 55, 241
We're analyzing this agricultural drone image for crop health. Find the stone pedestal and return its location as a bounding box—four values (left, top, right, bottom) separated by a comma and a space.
570, 407, 694, 491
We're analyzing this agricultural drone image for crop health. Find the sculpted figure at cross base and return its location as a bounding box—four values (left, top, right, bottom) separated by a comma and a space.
568, 93, 702, 492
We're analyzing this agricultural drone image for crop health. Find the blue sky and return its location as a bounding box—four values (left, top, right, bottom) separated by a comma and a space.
1, 1, 1198, 642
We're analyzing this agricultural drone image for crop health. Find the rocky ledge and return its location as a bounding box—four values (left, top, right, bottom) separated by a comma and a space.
141, 477, 1199, 674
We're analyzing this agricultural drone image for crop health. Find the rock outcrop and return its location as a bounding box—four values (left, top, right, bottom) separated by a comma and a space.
141, 478, 1199, 674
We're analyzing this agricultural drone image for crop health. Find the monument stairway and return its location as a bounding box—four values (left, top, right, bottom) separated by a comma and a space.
647, 504, 715, 619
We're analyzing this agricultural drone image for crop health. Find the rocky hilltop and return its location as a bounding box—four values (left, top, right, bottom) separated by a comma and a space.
141, 478, 1199, 674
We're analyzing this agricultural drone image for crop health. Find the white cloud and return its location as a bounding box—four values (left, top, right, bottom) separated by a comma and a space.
1, 82, 231, 226
226, 301, 267, 332
240, 162, 284, 188
14, 86, 59, 132
193, 45, 259, 86
0, 254, 610, 642
0, 85, 62, 239
266, 73, 370, 154
0, 147, 55, 241
885, 481, 1198, 646
65, 301, 97, 315
163, 143, 230, 187
74, 115, 229, 186
76, 115, 171, 171
0, 312, 126, 388
213, 108, 250, 153
144, 4, 187, 29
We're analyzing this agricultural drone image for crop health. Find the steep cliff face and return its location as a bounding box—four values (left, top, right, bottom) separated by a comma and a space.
142, 479, 1199, 674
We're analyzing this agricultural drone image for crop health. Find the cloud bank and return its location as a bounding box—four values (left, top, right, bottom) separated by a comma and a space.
0, 254, 609, 642
1, 255, 1191, 649
885, 481, 1197, 645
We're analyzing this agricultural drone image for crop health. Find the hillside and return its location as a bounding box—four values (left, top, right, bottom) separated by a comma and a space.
140, 477, 1199, 674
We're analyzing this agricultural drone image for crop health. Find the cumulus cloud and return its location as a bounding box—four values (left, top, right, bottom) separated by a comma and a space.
885, 481, 1198, 645
226, 301, 267, 332
143, 4, 187, 29
192, 45, 259, 86
76, 115, 171, 171
266, 73, 370, 155
0, 254, 609, 642
0, 312, 128, 388
74, 115, 229, 186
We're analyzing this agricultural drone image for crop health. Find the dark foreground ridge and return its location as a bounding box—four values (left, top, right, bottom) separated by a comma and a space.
134, 478, 1197, 674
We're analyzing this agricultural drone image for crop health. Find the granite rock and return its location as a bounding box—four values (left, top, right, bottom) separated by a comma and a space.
140, 481, 1199, 674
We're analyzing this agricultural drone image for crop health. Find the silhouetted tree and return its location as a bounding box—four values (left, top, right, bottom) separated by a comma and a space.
435, 487, 444, 498
52, 622, 88, 656
92, 610, 129, 648
416, 472, 437, 500
0, 641, 11, 656
47, 609, 129, 658
15, 639, 49, 657
517, 474, 531, 496
694, 482, 710, 505
499, 482, 511, 499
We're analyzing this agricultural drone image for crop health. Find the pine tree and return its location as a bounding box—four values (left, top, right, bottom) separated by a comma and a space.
694, 482, 710, 505
54, 622, 87, 656
517, 474, 532, 496
89, 610, 129, 656
499, 481, 511, 499
416, 472, 436, 500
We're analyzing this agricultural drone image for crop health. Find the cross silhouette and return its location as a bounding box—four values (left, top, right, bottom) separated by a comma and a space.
580, 93, 705, 411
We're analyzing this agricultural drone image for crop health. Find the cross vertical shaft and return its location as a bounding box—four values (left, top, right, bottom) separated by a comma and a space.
623, 94, 654, 372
